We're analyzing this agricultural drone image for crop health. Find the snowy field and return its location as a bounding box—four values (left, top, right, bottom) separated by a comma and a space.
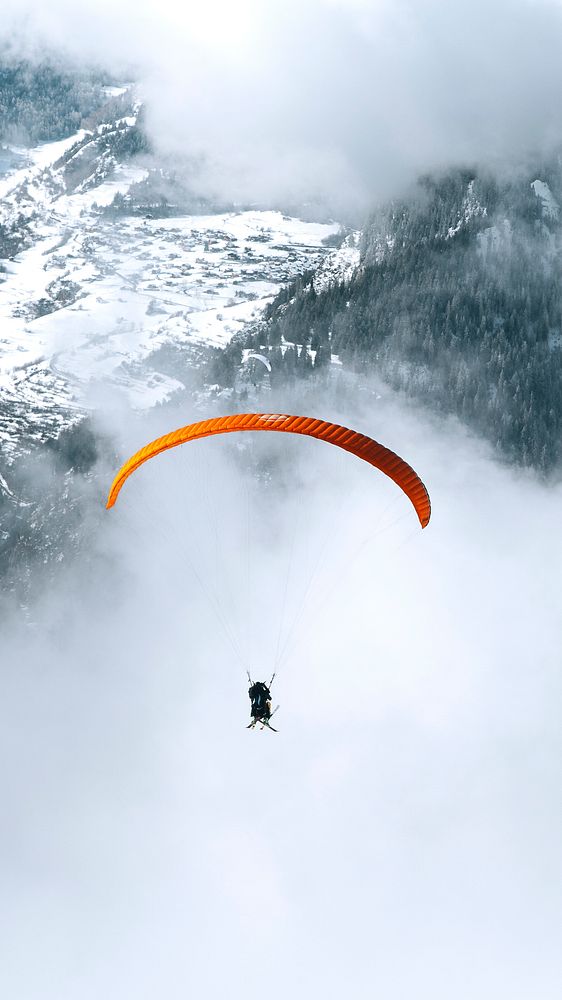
0, 124, 341, 458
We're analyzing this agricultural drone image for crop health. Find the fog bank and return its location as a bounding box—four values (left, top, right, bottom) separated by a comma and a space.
3, 1, 562, 216
2, 383, 561, 998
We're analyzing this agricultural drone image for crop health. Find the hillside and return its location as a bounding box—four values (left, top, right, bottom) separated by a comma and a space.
248, 166, 562, 471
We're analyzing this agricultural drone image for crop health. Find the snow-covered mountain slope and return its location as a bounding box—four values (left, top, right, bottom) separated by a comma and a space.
0, 107, 339, 461
531, 179, 559, 220
312, 231, 361, 293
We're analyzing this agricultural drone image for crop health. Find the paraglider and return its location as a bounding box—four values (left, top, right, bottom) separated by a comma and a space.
244, 352, 272, 373
247, 673, 277, 731
106, 412, 431, 732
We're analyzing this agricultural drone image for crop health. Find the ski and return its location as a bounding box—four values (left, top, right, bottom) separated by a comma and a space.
247, 705, 279, 731
247, 718, 278, 732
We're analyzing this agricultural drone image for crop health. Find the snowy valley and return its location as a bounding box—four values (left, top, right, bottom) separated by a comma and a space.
0, 95, 342, 465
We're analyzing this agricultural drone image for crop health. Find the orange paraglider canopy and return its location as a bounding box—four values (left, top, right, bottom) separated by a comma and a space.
106, 413, 431, 527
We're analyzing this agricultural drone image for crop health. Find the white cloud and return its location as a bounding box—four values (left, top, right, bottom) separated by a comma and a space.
3, 0, 562, 216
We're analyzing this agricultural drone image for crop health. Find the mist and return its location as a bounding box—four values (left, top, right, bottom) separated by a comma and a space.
2, 379, 561, 998
2, 2, 562, 993
4, 0, 562, 216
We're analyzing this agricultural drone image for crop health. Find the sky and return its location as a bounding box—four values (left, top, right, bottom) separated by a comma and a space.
3, 0, 562, 216
1, 381, 562, 999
